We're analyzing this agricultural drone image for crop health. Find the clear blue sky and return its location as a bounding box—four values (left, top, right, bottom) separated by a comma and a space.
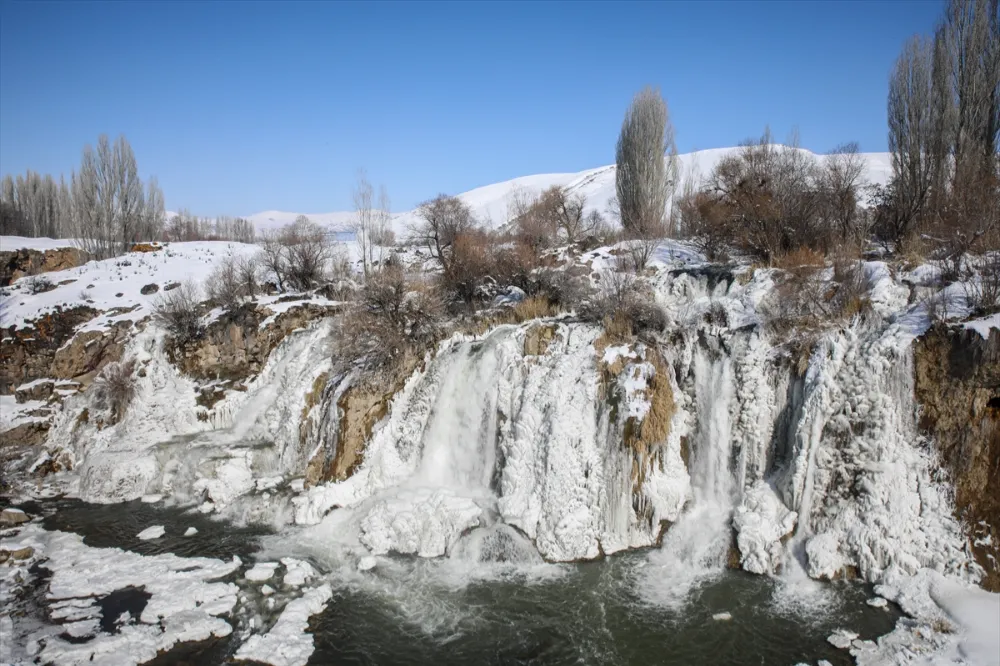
1, 0, 943, 216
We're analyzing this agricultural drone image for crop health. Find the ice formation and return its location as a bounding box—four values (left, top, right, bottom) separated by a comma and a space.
0, 524, 240, 666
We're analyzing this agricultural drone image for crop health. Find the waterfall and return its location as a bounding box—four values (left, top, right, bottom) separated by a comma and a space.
640, 344, 738, 608
293, 322, 690, 568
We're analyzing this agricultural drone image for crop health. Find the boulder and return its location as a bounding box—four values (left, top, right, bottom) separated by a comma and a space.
140, 283, 160, 295
0, 508, 29, 526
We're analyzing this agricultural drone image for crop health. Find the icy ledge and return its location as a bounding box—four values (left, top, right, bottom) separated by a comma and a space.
234, 583, 332, 666
1, 524, 240, 666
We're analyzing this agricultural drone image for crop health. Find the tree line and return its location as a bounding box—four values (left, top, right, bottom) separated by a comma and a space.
1, 134, 256, 256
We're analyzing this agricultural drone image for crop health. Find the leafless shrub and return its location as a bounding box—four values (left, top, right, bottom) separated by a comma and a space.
151, 281, 204, 343
258, 217, 336, 292
623, 235, 662, 272
25, 275, 54, 294
235, 254, 262, 299
675, 190, 731, 261
92, 358, 138, 424
707, 129, 825, 262
964, 254, 1000, 314
334, 261, 443, 385
580, 266, 667, 339
761, 260, 874, 335
206, 256, 247, 312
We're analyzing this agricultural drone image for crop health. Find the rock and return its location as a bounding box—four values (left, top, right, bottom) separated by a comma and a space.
10, 546, 34, 560
115, 292, 123, 298
140, 494, 163, 503
1, 247, 89, 287
915, 324, 1000, 591
163, 282, 181, 292
0, 306, 99, 394
140, 283, 159, 295
358, 556, 377, 572
711, 612, 732, 621
14, 379, 54, 403
261, 585, 275, 596
130, 243, 162, 253
184, 527, 198, 536
866, 597, 888, 608
0, 508, 29, 526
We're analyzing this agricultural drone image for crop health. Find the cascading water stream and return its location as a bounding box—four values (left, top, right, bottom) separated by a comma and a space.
640, 345, 738, 608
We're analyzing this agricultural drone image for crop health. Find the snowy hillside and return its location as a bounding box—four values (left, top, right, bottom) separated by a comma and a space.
240, 147, 894, 237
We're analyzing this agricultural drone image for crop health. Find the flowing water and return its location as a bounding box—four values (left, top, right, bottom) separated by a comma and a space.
7, 495, 901, 666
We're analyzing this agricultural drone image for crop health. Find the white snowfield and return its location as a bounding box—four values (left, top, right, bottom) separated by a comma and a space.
231, 146, 894, 236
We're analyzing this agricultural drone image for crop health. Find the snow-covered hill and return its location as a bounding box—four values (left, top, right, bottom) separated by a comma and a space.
239, 147, 894, 238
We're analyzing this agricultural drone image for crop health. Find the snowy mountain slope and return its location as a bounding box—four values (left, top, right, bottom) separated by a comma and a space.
240, 147, 894, 238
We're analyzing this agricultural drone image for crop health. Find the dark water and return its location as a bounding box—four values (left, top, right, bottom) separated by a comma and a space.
7, 498, 901, 666
311, 555, 897, 666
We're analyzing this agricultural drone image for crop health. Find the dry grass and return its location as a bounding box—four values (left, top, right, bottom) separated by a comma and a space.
771, 246, 826, 270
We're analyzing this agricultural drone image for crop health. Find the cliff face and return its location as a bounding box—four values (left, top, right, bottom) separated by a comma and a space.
915, 324, 1000, 591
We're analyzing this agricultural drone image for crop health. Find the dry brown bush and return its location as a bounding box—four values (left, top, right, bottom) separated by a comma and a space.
580, 267, 667, 340
335, 261, 443, 385
92, 358, 138, 424
152, 281, 204, 343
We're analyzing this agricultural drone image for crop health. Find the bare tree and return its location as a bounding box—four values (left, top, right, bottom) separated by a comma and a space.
409, 194, 476, 277
615, 87, 677, 239
820, 142, 868, 243
72, 135, 149, 259
887, 37, 941, 244
258, 217, 336, 292
352, 169, 376, 278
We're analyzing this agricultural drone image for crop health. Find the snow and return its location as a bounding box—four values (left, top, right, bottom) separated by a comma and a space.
234, 584, 332, 666
1, 239, 261, 331
1, 524, 240, 666
0, 235, 81, 252
733, 481, 797, 575
712, 612, 732, 621
281, 558, 317, 587
857, 567, 1000, 666
964, 312, 1000, 339
183, 527, 198, 536
246, 561, 279, 581
136, 525, 165, 540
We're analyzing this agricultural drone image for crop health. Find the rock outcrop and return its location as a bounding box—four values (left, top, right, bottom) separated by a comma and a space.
0, 247, 88, 286
169, 302, 339, 382
0, 306, 100, 393
915, 323, 1000, 591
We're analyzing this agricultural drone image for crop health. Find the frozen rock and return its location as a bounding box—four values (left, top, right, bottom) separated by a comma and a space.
357, 556, 377, 572
866, 597, 888, 608
261, 585, 275, 596
235, 584, 332, 666
246, 562, 279, 582
140, 494, 163, 503
184, 527, 198, 536
827, 629, 859, 650
137, 525, 165, 540
711, 612, 732, 621
733, 481, 797, 574
0, 508, 29, 526
281, 558, 316, 587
